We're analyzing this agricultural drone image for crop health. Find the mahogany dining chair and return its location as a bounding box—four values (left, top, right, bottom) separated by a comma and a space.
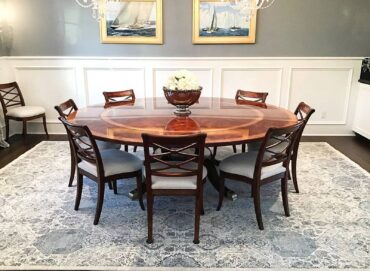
103, 90, 138, 152
142, 133, 207, 244
59, 117, 145, 225
55, 99, 121, 187
0, 82, 48, 140
217, 122, 304, 230
245, 102, 316, 193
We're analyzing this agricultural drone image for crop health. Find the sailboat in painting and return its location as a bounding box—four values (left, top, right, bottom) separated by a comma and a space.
202, 7, 219, 33
229, 13, 241, 32
110, 2, 156, 31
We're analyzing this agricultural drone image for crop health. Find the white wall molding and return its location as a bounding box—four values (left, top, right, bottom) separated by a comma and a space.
220, 67, 284, 106
287, 67, 355, 125
4, 56, 365, 61
1, 56, 362, 136
82, 67, 146, 106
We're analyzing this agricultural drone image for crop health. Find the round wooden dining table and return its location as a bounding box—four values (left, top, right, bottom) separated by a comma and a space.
69, 97, 298, 200
69, 97, 297, 146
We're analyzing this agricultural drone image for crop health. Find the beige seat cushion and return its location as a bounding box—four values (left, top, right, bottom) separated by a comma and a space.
144, 162, 207, 190
78, 149, 142, 177
219, 151, 286, 180
6, 106, 45, 118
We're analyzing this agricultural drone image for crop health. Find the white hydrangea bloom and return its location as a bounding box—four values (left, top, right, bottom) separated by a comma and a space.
164, 70, 201, 91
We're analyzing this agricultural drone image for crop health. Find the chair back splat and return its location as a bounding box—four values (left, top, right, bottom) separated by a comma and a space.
0, 82, 25, 115
59, 117, 103, 176
235, 90, 269, 103
54, 99, 78, 119
142, 133, 207, 181
254, 122, 304, 180
103, 90, 135, 104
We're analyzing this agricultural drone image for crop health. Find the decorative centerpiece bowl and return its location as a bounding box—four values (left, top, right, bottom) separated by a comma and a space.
163, 70, 202, 116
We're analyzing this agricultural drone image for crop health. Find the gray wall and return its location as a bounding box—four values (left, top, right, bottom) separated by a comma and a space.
4, 0, 370, 57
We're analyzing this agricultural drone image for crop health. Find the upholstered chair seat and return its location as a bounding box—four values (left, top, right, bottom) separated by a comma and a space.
79, 149, 142, 177
144, 162, 207, 190
6, 106, 46, 118
220, 151, 285, 180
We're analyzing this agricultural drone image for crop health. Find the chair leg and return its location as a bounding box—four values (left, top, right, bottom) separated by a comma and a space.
146, 193, 154, 244
68, 151, 76, 187
5, 118, 9, 141
124, 145, 129, 152
242, 144, 246, 153
201, 183, 205, 216
22, 120, 27, 136
42, 115, 49, 139
136, 173, 145, 211
281, 174, 290, 217
216, 175, 225, 211
194, 193, 202, 244
74, 173, 83, 211
133, 146, 138, 152
232, 145, 237, 153
108, 181, 113, 190
291, 153, 299, 193
213, 146, 217, 158
113, 180, 118, 195
252, 183, 264, 230
94, 182, 106, 225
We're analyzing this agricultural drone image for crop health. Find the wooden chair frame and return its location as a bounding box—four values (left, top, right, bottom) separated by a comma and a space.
55, 99, 79, 187
290, 102, 315, 193
103, 90, 137, 152
59, 117, 145, 225
0, 82, 48, 140
103, 90, 136, 107
217, 122, 304, 230
142, 133, 207, 244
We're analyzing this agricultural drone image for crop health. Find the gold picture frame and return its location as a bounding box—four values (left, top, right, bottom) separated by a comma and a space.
100, 0, 163, 44
192, 0, 257, 44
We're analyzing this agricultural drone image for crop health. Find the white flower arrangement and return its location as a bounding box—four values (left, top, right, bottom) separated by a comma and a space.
164, 70, 201, 91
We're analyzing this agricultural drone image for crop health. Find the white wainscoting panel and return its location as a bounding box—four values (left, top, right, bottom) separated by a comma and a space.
221, 68, 283, 105
14, 66, 77, 123
1, 57, 363, 136
84, 67, 146, 106
288, 68, 353, 125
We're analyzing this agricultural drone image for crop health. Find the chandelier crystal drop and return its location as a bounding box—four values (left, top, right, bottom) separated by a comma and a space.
75, 0, 276, 21
224, 0, 276, 10
74, 0, 120, 21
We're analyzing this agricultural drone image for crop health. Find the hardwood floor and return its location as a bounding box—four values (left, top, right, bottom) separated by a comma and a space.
0, 134, 369, 172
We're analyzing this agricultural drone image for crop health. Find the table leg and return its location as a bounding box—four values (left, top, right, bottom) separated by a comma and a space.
128, 158, 237, 201
203, 158, 237, 201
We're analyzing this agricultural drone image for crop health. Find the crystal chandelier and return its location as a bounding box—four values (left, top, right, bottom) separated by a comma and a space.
253, 0, 276, 9
74, 0, 101, 20
222, 0, 276, 10
75, 0, 276, 21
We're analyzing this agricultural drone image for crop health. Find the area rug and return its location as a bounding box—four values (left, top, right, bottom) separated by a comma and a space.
0, 141, 369, 270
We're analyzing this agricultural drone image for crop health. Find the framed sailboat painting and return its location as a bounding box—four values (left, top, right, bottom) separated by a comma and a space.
192, 0, 257, 44
100, 0, 163, 44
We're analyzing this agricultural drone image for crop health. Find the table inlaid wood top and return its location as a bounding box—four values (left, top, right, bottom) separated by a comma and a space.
69, 97, 298, 147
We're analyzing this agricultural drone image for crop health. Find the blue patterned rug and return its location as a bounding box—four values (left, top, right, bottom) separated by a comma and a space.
0, 141, 369, 270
